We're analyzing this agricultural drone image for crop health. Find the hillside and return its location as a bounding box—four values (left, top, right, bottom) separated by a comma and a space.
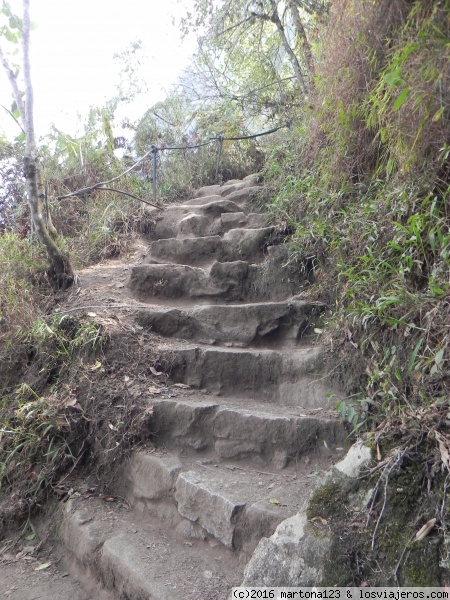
1, 0, 450, 594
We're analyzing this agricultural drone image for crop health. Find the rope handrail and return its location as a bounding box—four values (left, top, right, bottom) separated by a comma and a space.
57, 121, 291, 203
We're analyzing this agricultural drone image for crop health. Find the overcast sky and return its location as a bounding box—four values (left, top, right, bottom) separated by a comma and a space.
0, 0, 197, 138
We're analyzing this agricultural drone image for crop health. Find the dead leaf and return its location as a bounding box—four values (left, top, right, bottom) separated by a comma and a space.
314, 328, 323, 334
64, 396, 78, 407
435, 431, 450, 472
148, 385, 161, 395
150, 366, 163, 376
124, 375, 130, 382
35, 561, 52, 571
86, 312, 97, 317
311, 516, 328, 525
414, 518, 437, 542
173, 383, 190, 389
376, 443, 382, 461
108, 423, 117, 431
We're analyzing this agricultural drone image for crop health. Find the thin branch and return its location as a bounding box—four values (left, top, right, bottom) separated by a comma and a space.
371, 449, 406, 550
0, 102, 25, 133
0, 47, 25, 123
99, 187, 162, 209
56, 148, 154, 200
216, 15, 254, 37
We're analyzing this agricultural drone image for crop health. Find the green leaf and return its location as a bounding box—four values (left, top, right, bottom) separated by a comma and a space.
3, 28, 18, 43
393, 88, 410, 111
383, 67, 405, 88
435, 348, 444, 366
432, 107, 444, 123
408, 339, 423, 372
269, 497, 280, 505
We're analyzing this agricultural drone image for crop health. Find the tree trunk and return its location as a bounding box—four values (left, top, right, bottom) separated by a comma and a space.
268, 0, 308, 95
21, 0, 73, 287
287, 0, 315, 79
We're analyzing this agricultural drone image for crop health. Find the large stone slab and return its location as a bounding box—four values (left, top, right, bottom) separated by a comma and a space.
242, 512, 330, 587
148, 227, 274, 266
150, 236, 224, 265
175, 470, 246, 548
158, 345, 338, 406
127, 451, 183, 502
174, 464, 322, 552
148, 398, 346, 467
60, 498, 242, 599
136, 300, 319, 346
222, 227, 274, 261
129, 261, 249, 301
150, 199, 242, 240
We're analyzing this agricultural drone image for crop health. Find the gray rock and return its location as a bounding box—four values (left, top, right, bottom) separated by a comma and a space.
242, 512, 330, 587
334, 440, 372, 478
150, 236, 224, 265
223, 227, 274, 261
129, 261, 249, 300
127, 452, 182, 502
175, 470, 246, 548
182, 194, 222, 206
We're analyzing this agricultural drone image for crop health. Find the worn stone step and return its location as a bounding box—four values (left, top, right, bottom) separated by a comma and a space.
150, 199, 246, 240
135, 300, 321, 346
129, 260, 249, 301
149, 227, 275, 266
177, 211, 268, 239
156, 344, 338, 406
129, 248, 304, 303
117, 452, 327, 554
193, 174, 261, 199
146, 396, 346, 465
60, 497, 241, 600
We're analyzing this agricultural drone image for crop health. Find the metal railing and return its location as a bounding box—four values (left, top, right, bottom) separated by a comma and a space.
57, 122, 290, 206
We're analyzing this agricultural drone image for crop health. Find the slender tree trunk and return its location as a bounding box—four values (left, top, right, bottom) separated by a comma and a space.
268, 0, 308, 95
21, 0, 73, 287
287, 0, 315, 78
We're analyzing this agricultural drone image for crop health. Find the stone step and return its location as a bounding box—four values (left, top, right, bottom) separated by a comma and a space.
135, 300, 321, 347
129, 246, 304, 303
116, 451, 330, 554
193, 175, 261, 199
156, 344, 339, 406
146, 396, 346, 466
149, 227, 275, 266
129, 261, 250, 301
177, 211, 268, 239
60, 497, 242, 600
149, 199, 242, 241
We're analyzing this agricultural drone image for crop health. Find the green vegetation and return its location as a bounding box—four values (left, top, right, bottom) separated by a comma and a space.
1, 0, 450, 579
264, 0, 450, 433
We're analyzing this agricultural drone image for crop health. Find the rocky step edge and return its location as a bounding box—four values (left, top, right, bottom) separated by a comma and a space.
133, 299, 324, 347
155, 343, 341, 406
147, 187, 264, 242
144, 395, 346, 468
59, 495, 242, 600
58, 448, 341, 599
129, 245, 305, 303
148, 226, 275, 267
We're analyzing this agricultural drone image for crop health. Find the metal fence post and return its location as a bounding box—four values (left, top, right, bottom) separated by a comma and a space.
215, 135, 224, 182
151, 145, 158, 202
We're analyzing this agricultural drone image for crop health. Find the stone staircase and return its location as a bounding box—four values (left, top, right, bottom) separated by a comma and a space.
58, 175, 348, 599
